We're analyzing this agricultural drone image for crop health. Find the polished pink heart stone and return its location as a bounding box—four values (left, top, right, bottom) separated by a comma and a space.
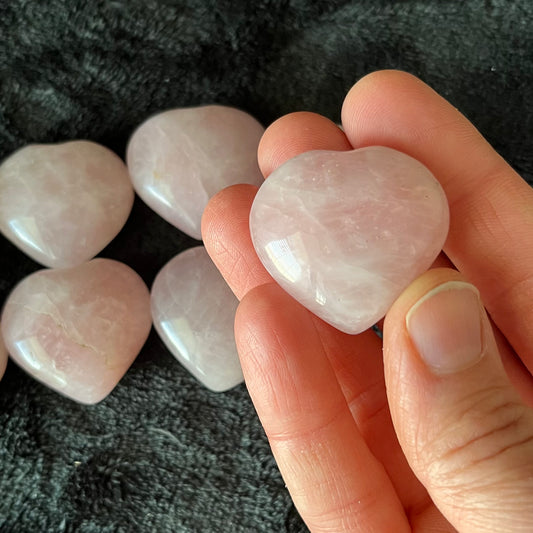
151, 246, 243, 392
0, 141, 134, 268
1, 259, 151, 404
127, 105, 264, 240
250, 146, 450, 334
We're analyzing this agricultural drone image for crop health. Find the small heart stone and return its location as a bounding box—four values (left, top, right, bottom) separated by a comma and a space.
0, 141, 134, 268
151, 246, 243, 392
127, 105, 264, 240
1, 259, 152, 404
250, 146, 450, 334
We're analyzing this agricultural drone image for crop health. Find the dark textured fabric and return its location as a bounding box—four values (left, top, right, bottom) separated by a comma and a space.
0, 1, 531, 532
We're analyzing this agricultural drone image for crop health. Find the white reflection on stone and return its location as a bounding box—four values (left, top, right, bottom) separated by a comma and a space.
15, 337, 68, 388
8, 218, 54, 258
314, 287, 327, 306
145, 183, 174, 210
265, 238, 302, 284
160, 317, 197, 366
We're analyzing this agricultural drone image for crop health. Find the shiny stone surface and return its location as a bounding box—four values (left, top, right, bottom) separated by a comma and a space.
250, 146, 450, 334
1, 259, 151, 404
151, 246, 243, 392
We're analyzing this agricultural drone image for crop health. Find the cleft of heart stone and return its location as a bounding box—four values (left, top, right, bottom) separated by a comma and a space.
249, 146, 450, 335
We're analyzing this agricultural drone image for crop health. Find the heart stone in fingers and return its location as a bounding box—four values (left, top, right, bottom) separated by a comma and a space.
1, 259, 152, 404
250, 146, 449, 334
0, 141, 134, 268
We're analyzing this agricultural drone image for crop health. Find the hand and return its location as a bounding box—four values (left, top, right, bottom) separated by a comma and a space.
202, 71, 533, 532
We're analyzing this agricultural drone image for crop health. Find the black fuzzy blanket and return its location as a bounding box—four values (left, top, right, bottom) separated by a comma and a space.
1, 1, 532, 531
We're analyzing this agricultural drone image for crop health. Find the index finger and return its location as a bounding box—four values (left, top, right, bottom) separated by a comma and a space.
341, 70, 533, 372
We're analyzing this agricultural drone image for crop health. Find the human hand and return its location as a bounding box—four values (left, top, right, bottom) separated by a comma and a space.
202, 71, 533, 532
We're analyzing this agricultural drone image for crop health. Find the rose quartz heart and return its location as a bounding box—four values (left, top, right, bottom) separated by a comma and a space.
0, 141, 134, 268
250, 146, 450, 334
1, 259, 151, 404
0, 327, 7, 380
151, 246, 243, 392
126, 105, 264, 240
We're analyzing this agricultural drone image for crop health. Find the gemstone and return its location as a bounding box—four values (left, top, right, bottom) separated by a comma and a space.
0, 141, 134, 268
1, 259, 151, 404
126, 105, 264, 240
0, 327, 7, 380
250, 146, 450, 334
151, 246, 243, 392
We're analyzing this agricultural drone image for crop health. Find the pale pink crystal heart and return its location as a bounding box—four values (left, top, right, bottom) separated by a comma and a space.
250, 146, 450, 334
0, 327, 7, 380
151, 246, 243, 392
1, 259, 151, 404
0, 141, 134, 268
126, 105, 264, 240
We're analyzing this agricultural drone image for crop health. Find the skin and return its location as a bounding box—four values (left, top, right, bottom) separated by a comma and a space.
202, 71, 533, 532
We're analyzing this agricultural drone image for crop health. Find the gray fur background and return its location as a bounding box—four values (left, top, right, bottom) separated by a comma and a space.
0, 1, 532, 531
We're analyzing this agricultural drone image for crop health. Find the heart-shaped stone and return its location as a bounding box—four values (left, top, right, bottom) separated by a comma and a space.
250, 146, 450, 334
1, 259, 151, 404
0, 141, 134, 268
126, 105, 264, 240
151, 246, 243, 392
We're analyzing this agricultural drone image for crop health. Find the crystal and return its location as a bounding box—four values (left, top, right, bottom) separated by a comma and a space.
1, 259, 151, 404
127, 105, 264, 240
151, 246, 243, 392
0, 327, 7, 380
250, 146, 450, 334
0, 141, 134, 268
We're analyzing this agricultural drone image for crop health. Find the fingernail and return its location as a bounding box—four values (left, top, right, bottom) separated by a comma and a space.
406, 281, 484, 374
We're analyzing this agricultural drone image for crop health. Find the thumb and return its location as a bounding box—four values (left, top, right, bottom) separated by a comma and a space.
384, 268, 533, 533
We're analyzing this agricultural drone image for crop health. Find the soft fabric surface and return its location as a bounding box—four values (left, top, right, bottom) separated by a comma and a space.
0, 1, 531, 531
